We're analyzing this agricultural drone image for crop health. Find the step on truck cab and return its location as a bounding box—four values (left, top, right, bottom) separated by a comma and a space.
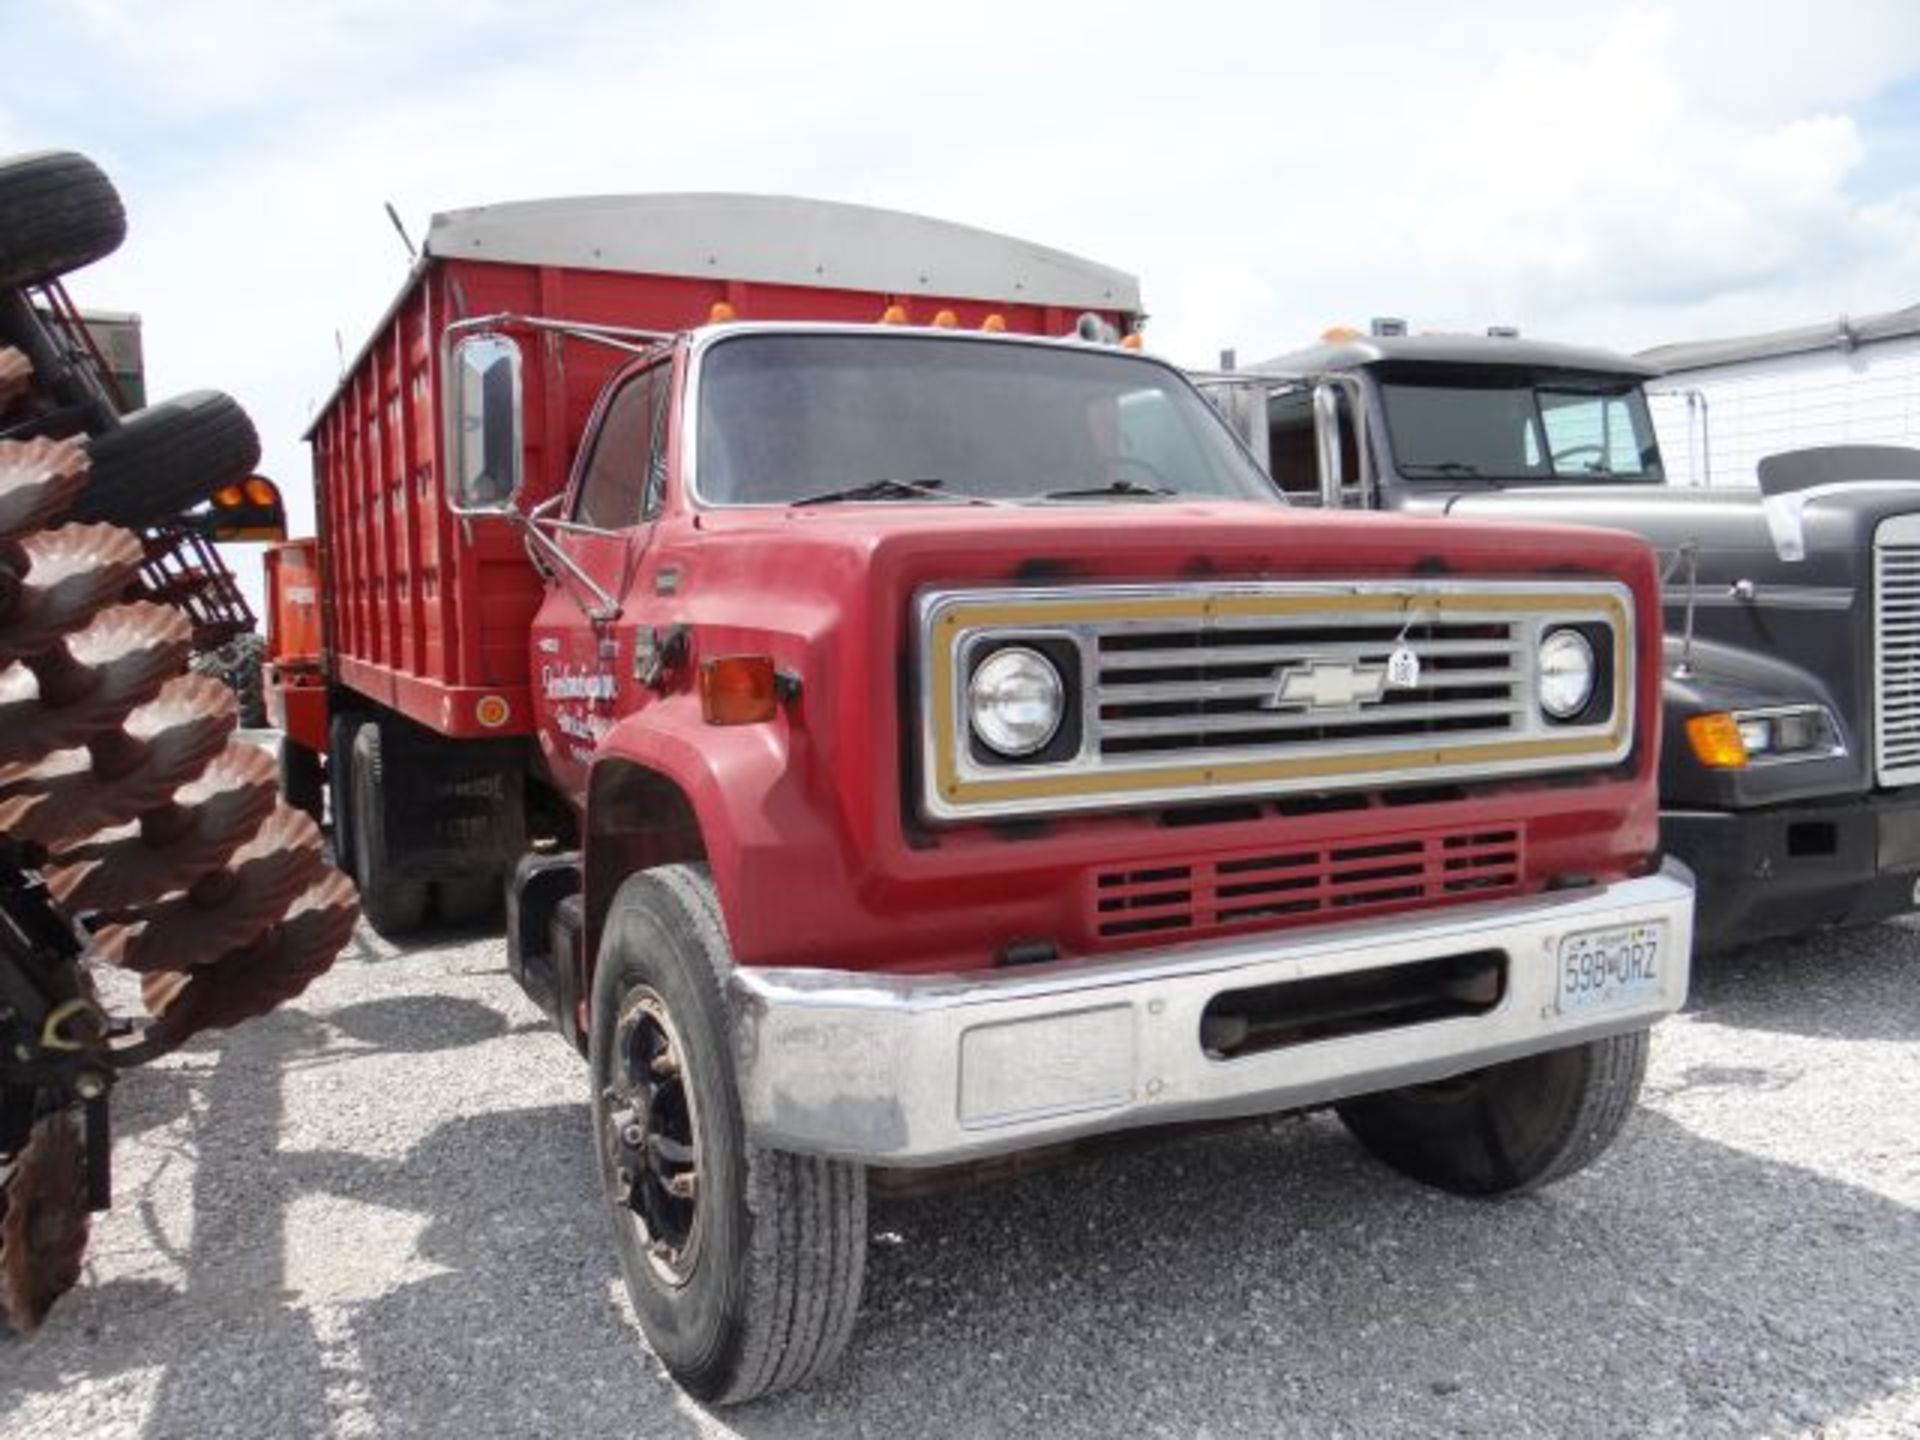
1201, 326, 1920, 950
274, 201, 1692, 1403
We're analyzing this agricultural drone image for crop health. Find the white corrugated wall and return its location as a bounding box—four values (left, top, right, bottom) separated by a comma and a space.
1646, 334, 1920, 487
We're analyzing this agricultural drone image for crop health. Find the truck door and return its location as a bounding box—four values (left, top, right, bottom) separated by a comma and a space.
530, 357, 674, 799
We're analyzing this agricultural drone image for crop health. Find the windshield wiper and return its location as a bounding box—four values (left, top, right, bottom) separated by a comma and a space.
791, 477, 959, 507
1400, 461, 1483, 477
1036, 478, 1179, 501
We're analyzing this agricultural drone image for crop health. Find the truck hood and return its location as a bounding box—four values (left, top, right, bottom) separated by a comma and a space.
688, 497, 1660, 589
1435, 482, 1920, 594
1434, 481, 1920, 806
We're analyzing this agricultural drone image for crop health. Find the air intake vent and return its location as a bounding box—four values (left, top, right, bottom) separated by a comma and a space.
1091, 824, 1524, 943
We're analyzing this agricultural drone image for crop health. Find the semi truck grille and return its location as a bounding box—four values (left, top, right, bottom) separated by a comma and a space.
918, 580, 1635, 821
1874, 524, 1920, 785
1091, 824, 1525, 943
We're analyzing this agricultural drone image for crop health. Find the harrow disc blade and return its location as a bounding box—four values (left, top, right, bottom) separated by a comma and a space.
136, 870, 360, 1057
0, 523, 146, 665
46, 740, 277, 914
0, 1106, 89, 1334
100, 804, 327, 975
0, 675, 237, 848
0, 437, 90, 545
0, 346, 28, 413
0, 602, 190, 768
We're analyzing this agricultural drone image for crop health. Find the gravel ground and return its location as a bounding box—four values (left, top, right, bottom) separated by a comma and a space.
2, 912, 1917, 1439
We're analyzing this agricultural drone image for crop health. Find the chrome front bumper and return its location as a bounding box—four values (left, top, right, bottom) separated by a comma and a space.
728, 861, 1694, 1166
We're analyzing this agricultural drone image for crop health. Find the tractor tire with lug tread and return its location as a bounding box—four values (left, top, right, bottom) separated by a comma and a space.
279, 738, 324, 823
348, 721, 428, 937
1335, 1029, 1651, 1197
590, 864, 866, 1404
0, 151, 126, 289
69, 389, 260, 528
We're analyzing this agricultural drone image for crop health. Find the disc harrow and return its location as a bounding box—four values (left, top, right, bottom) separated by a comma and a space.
0, 184, 359, 1336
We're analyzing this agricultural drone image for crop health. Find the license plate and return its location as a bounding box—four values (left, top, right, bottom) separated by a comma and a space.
1556, 923, 1665, 1015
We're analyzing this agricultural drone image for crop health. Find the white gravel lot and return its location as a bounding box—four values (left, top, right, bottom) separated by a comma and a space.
2, 913, 1916, 1439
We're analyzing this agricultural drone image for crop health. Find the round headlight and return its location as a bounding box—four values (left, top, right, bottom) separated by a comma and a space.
1538, 629, 1596, 720
969, 646, 1065, 756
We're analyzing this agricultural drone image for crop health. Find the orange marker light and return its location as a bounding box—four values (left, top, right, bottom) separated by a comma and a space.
981, 313, 1007, 333
1320, 324, 1362, 342
709, 300, 737, 323
700, 656, 779, 725
931, 309, 959, 328
244, 476, 280, 506
879, 304, 909, 325
1121, 333, 1144, 351
1685, 711, 1749, 769
214, 484, 245, 507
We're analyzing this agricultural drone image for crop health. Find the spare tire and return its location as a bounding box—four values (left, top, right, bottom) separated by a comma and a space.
0, 151, 127, 289
70, 390, 260, 527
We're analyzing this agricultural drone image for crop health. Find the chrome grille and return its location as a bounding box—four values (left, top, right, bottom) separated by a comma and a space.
1094, 620, 1522, 757
919, 580, 1634, 821
1874, 523, 1920, 784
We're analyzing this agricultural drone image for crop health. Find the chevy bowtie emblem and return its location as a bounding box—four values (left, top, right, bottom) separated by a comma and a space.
1263, 649, 1422, 712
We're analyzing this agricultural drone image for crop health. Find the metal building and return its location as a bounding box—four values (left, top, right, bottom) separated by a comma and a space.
1639, 302, 1920, 487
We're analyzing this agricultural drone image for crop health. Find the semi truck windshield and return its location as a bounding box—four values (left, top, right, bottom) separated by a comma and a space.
1379, 376, 1664, 483
696, 333, 1278, 506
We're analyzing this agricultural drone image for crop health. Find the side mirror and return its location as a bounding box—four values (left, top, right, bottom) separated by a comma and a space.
449, 332, 524, 512
1312, 382, 1345, 507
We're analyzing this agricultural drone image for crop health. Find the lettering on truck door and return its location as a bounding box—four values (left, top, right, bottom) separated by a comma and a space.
530, 357, 674, 798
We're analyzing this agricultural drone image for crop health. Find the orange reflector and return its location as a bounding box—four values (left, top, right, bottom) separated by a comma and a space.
243, 476, 279, 506
981, 313, 1007, 333
709, 300, 737, 323
1121, 333, 1144, 351
474, 695, 511, 728
700, 656, 778, 725
931, 308, 958, 328
214, 484, 245, 507
1685, 712, 1749, 769
879, 304, 908, 325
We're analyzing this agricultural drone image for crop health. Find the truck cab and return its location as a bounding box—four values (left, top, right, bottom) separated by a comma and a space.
1207, 329, 1920, 949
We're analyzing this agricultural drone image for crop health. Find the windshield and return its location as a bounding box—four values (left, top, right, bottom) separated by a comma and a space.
695, 332, 1277, 506
1378, 372, 1664, 483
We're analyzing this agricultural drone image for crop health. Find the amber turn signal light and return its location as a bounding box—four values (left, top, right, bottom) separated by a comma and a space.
700, 656, 778, 725
879, 303, 908, 325
1685, 711, 1749, 769
708, 300, 737, 323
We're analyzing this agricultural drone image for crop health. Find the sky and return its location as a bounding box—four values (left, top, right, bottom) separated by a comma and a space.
4, 0, 1920, 609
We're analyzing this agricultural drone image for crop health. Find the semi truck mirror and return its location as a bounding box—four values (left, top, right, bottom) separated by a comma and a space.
451, 332, 524, 511
1312, 382, 1345, 506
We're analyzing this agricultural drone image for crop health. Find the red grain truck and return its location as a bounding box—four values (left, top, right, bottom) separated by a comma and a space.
269, 193, 1693, 1402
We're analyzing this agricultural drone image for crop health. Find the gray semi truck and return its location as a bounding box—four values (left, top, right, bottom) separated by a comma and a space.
1201, 326, 1920, 950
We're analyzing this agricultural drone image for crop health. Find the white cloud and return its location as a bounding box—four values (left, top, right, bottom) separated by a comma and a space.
3, 0, 1918, 609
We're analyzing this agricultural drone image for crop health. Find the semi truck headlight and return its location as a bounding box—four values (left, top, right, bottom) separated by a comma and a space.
1688, 705, 1841, 768
969, 646, 1065, 756
1734, 706, 1840, 760
1538, 628, 1596, 720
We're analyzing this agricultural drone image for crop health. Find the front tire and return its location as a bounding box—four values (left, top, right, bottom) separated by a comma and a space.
589, 865, 866, 1404
1335, 1030, 1650, 1197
